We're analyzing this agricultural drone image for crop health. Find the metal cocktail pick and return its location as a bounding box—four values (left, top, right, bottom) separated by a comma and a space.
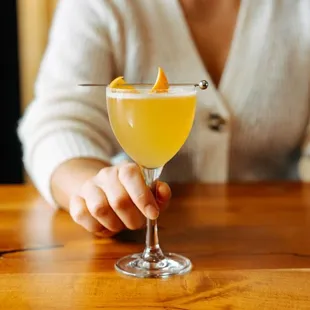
79, 80, 209, 90
197, 80, 209, 90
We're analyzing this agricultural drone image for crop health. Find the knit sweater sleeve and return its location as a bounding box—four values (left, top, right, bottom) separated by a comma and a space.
17, 0, 121, 206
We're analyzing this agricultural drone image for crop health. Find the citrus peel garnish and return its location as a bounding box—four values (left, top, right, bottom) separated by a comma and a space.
151, 67, 169, 93
109, 68, 169, 93
109, 76, 136, 91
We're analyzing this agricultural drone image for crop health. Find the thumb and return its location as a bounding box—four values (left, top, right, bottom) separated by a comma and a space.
155, 181, 171, 212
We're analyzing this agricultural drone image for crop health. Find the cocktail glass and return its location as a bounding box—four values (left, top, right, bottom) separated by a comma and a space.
106, 84, 197, 278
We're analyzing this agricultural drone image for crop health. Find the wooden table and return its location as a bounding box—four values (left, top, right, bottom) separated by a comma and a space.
1, 184, 310, 309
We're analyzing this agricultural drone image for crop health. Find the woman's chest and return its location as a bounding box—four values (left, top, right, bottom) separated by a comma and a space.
178, 0, 241, 88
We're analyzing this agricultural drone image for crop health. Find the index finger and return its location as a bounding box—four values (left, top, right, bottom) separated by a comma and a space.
118, 163, 159, 220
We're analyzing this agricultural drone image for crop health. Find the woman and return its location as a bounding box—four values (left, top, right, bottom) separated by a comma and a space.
18, 0, 310, 236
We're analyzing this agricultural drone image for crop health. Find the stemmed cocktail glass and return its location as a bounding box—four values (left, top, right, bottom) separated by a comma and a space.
105, 81, 207, 278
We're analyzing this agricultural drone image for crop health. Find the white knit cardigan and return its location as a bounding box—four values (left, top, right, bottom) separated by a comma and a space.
18, 0, 310, 204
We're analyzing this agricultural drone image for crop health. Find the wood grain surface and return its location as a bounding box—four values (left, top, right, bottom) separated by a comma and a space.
1, 183, 310, 309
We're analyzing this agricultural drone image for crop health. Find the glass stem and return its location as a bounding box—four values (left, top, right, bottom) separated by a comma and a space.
141, 167, 165, 264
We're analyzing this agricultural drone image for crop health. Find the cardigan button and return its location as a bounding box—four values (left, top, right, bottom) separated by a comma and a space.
207, 113, 226, 132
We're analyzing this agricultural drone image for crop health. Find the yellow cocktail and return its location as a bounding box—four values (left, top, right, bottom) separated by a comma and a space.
107, 89, 196, 168
105, 68, 207, 278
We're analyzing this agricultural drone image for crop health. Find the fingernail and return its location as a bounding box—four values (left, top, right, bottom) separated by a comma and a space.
145, 205, 159, 220
94, 229, 113, 238
94, 232, 106, 238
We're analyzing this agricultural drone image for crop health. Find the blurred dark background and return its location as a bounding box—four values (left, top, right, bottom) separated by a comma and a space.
0, 1, 23, 183
0, 0, 58, 184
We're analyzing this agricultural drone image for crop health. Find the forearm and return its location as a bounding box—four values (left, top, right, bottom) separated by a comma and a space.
51, 158, 110, 210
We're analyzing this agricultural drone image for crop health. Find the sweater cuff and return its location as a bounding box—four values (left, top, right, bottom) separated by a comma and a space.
26, 131, 111, 207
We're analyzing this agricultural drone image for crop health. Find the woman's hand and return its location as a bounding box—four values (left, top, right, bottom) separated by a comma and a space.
69, 162, 171, 236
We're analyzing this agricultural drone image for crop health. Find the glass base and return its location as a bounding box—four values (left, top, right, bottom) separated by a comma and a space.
115, 252, 192, 278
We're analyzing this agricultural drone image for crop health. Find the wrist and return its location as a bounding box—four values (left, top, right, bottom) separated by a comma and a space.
51, 158, 110, 209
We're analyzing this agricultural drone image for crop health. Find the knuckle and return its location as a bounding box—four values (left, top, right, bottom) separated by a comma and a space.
96, 167, 112, 181
96, 168, 108, 181
119, 163, 139, 181
90, 202, 109, 218
135, 191, 148, 205
96, 167, 119, 186
80, 180, 95, 196
110, 195, 128, 212
70, 206, 86, 223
